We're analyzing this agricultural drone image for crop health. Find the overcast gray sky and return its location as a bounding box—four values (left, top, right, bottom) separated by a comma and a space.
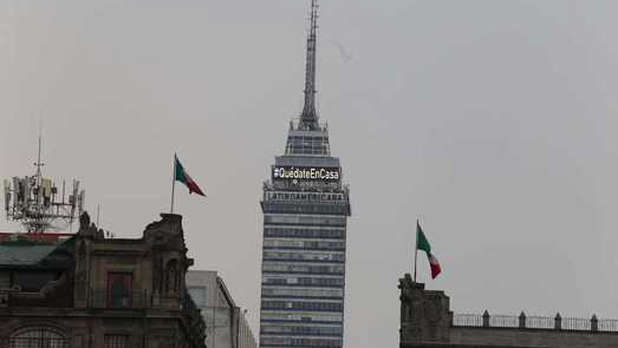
3, 0, 618, 347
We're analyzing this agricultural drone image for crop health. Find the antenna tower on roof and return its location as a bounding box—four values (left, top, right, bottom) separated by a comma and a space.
3, 134, 86, 233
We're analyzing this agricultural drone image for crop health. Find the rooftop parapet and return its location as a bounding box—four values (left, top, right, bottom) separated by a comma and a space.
399, 273, 618, 348
453, 311, 615, 332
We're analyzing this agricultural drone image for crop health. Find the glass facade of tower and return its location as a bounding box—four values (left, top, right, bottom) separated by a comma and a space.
259, 121, 351, 348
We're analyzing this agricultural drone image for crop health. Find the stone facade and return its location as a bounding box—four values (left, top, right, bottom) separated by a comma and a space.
399, 273, 618, 348
0, 212, 206, 348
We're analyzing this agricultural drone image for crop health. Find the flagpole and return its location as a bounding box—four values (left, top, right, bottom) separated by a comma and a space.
414, 218, 419, 283
171, 153, 176, 213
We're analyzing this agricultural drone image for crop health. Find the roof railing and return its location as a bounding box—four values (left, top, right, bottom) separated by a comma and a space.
453, 311, 617, 332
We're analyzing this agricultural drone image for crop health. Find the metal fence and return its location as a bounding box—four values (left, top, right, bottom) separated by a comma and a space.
598, 319, 618, 332
489, 315, 518, 328
453, 312, 618, 332
452, 313, 483, 327
525, 316, 554, 329
562, 317, 592, 331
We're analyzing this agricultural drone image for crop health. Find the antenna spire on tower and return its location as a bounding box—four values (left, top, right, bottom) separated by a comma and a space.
299, 0, 320, 131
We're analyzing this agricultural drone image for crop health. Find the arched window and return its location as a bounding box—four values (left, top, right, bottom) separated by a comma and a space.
10, 326, 68, 348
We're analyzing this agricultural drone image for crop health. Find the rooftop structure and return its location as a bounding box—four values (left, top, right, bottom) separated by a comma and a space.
0, 212, 206, 348
398, 273, 618, 348
3, 135, 85, 233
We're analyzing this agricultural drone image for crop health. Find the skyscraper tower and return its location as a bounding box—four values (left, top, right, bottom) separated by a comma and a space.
259, 1, 352, 347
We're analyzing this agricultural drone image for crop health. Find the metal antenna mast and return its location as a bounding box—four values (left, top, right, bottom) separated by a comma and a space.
35, 133, 44, 185
3, 134, 86, 233
32, 133, 45, 232
299, 0, 320, 131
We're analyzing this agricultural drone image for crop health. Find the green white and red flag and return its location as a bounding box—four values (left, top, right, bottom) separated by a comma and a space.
174, 155, 206, 196
416, 221, 442, 279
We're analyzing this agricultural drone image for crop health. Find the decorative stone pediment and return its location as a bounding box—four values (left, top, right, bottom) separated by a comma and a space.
143, 214, 187, 252
77, 212, 104, 239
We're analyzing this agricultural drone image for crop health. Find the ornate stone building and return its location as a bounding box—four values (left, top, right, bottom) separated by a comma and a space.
399, 273, 618, 348
0, 212, 206, 348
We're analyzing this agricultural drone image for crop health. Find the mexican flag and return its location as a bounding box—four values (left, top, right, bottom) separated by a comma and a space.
174, 155, 206, 197
417, 221, 442, 279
